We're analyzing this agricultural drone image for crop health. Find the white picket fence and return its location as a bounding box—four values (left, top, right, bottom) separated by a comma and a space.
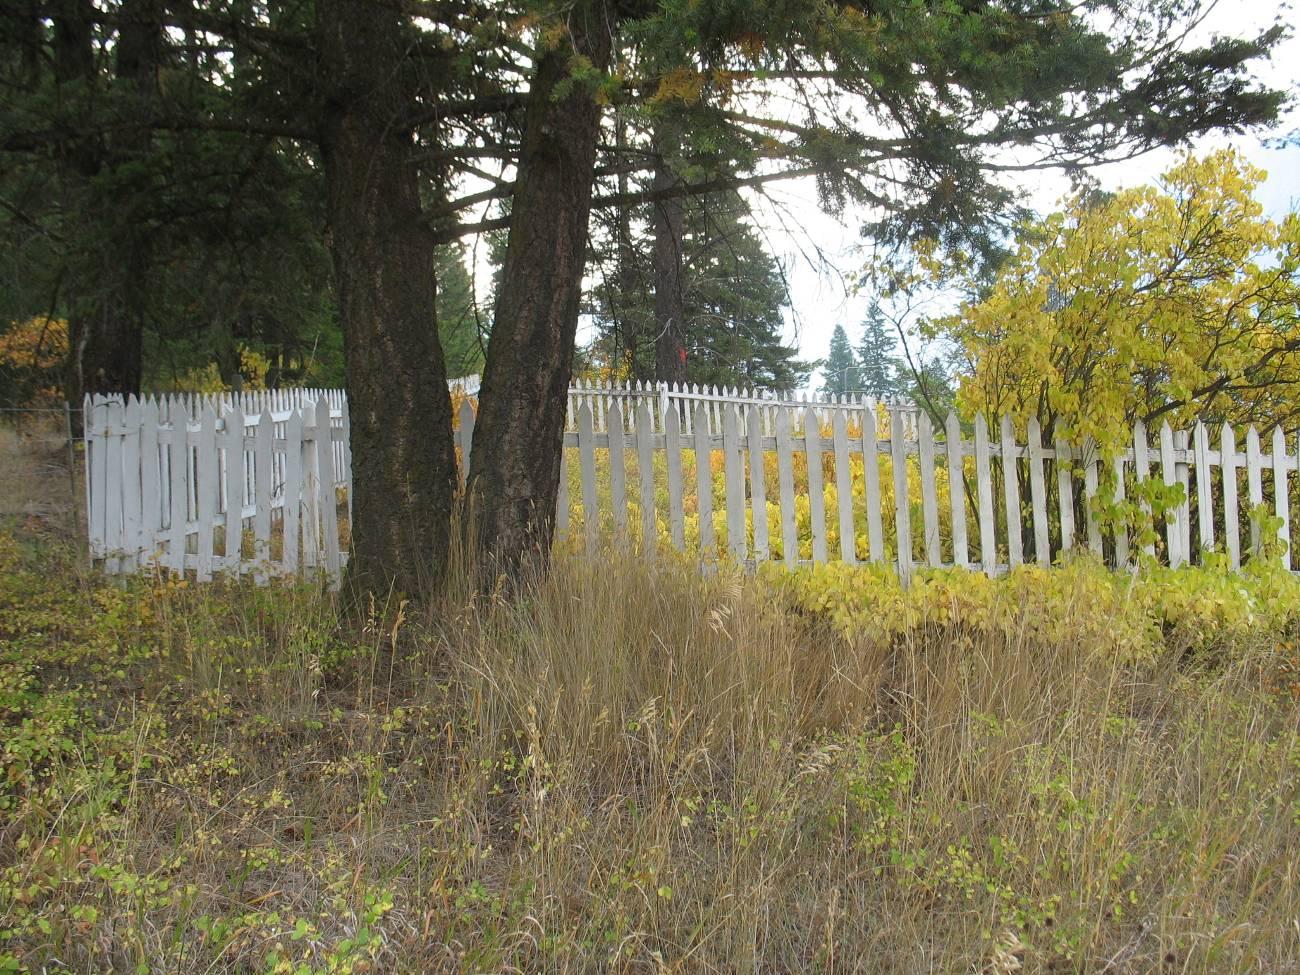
86, 384, 1300, 586
563, 379, 906, 438
84, 393, 350, 583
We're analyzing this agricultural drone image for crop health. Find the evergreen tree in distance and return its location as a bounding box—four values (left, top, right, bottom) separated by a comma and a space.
820, 325, 860, 396
857, 301, 906, 400
585, 191, 811, 392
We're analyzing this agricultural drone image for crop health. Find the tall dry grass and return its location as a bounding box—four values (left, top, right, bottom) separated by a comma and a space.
1, 526, 1297, 973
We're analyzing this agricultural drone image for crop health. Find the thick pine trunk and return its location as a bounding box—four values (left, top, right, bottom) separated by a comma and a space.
58, 0, 159, 412
468, 9, 612, 573
318, 0, 457, 600
652, 143, 687, 385
52, 0, 142, 414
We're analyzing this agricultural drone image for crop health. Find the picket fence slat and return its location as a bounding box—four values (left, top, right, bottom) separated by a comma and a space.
776, 407, 797, 564
1277, 427, 1292, 570
919, 412, 940, 566
1113, 454, 1130, 568
1028, 417, 1049, 566
863, 404, 885, 564
1000, 415, 1022, 569
832, 409, 854, 564
1160, 422, 1183, 568
1056, 432, 1074, 555
1194, 421, 1214, 557
196, 407, 218, 582
637, 402, 657, 559
84, 385, 1300, 586
947, 412, 968, 568
224, 405, 245, 572
666, 407, 685, 551
723, 405, 745, 561
748, 408, 768, 560
1222, 422, 1240, 569
167, 411, 186, 574
609, 401, 628, 536
1134, 419, 1154, 558
578, 403, 597, 552
806, 406, 828, 565
891, 406, 912, 586
254, 408, 274, 583
1247, 426, 1263, 555
283, 409, 302, 575
1083, 438, 1102, 555
693, 403, 714, 557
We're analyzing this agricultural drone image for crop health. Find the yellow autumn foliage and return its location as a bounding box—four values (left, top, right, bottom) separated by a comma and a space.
0, 317, 68, 407
928, 150, 1300, 454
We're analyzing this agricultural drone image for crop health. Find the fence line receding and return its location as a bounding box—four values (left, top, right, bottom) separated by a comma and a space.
85, 383, 1298, 586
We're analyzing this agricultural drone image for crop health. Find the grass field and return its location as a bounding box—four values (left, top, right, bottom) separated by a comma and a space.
1, 433, 1298, 973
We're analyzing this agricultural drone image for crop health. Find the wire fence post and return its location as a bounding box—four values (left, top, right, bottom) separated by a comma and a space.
64, 401, 83, 541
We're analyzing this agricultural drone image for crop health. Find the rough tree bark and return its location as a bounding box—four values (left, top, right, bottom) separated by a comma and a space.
652, 150, 688, 385
468, 4, 613, 573
317, 0, 458, 600
53, 0, 145, 412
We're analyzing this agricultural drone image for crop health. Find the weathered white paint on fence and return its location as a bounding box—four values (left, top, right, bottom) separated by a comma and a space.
87, 386, 1300, 587
86, 392, 350, 586
1000, 415, 1022, 569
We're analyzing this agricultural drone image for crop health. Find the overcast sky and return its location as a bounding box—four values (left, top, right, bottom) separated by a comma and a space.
747, 0, 1300, 392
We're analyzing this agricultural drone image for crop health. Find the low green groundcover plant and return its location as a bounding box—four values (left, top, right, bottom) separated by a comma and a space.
1, 525, 1297, 973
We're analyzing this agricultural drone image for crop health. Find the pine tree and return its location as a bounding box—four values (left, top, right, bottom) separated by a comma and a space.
435, 244, 484, 379
585, 191, 810, 391
856, 302, 905, 399
820, 325, 859, 396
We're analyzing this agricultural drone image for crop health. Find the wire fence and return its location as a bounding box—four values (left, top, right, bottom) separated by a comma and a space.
0, 404, 82, 538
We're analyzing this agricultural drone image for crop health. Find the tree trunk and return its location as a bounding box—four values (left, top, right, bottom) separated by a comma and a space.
56, 0, 159, 411
612, 112, 650, 382
318, 0, 457, 601
652, 148, 687, 385
468, 8, 612, 573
